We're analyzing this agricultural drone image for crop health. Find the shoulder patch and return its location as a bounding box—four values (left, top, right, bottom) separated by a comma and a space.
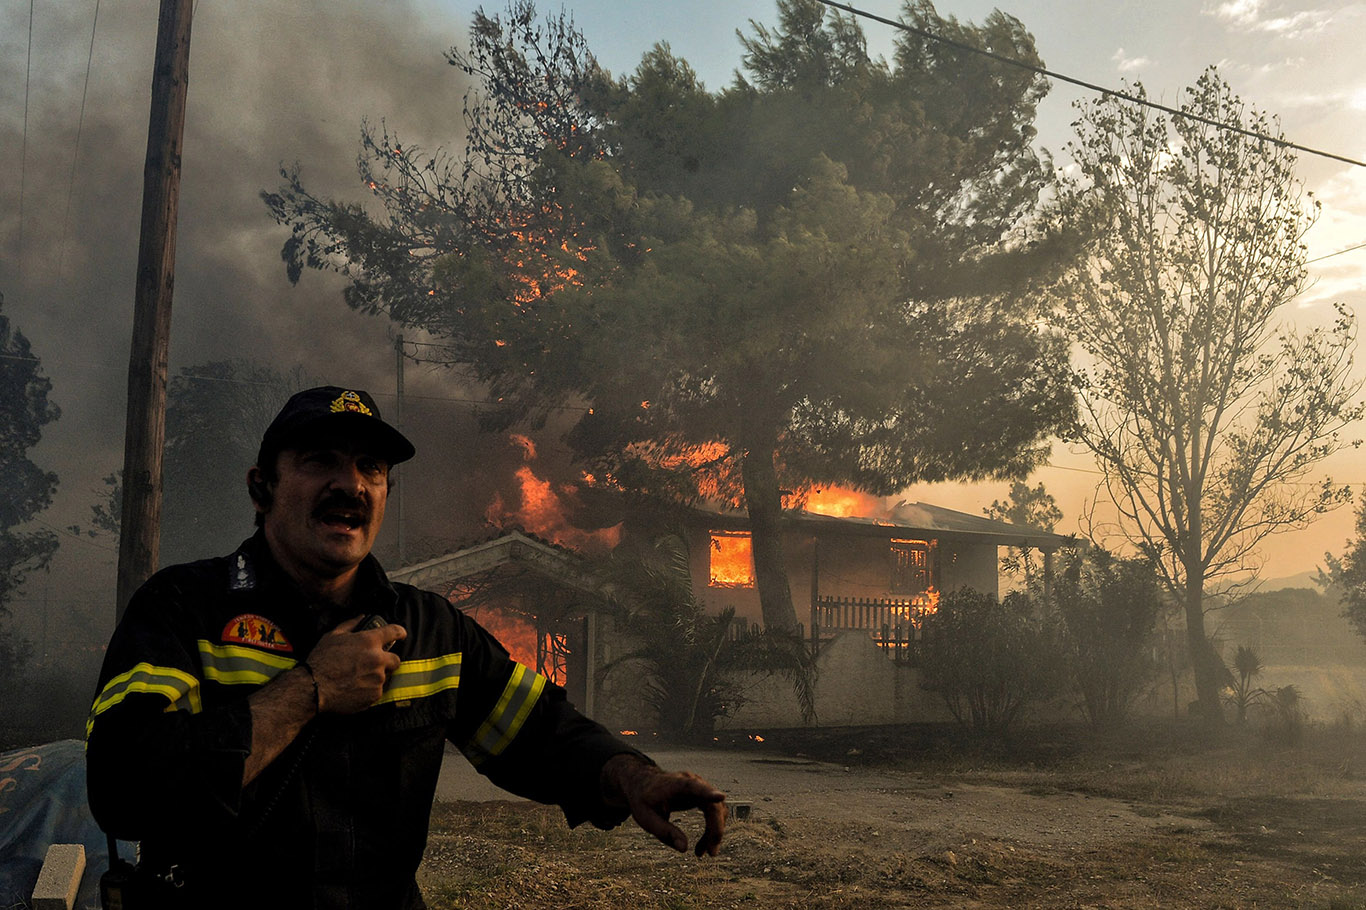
222, 614, 293, 653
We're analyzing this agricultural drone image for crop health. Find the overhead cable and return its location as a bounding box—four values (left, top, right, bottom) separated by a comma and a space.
1307, 240, 1366, 264
59, 0, 103, 281
813, 0, 1366, 169
18, 0, 36, 280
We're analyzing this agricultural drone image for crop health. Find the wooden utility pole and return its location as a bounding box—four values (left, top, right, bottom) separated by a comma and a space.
116, 0, 194, 622
394, 334, 406, 566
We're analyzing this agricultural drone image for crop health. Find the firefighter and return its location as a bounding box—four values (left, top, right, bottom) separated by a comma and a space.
86, 386, 726, 909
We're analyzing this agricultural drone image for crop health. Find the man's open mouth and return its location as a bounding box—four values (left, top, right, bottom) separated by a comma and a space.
316, 508, 365, 530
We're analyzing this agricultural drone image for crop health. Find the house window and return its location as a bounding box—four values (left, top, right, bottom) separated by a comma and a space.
709, 531, 755, 588
890, 538, 936, 594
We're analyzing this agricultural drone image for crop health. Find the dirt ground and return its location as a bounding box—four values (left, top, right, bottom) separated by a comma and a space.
421, 721, 1366, 909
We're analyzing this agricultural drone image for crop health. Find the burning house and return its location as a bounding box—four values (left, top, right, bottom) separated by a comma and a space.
391, 495, 1074, 731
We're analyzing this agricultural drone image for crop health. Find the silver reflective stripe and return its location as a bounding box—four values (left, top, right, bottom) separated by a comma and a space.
86, 662, 202, 739
197, 640, 296, 686
465, 663, 546, 766
378, 653, 462, 705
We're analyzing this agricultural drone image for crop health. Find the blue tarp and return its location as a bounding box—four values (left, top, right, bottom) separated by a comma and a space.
0, 739, 108, 909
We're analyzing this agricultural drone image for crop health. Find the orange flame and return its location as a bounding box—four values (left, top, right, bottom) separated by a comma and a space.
462, 606, 566, 686
592, 439, 737, 504
502, 205, 595, 307
708, 531, 755, 588
509, 433, 537, 460
892, 589, 941, 625
485, 441, 621, 552
803, 487, 887, 518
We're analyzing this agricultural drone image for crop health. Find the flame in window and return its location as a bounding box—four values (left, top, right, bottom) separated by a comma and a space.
709, 531, 755, 588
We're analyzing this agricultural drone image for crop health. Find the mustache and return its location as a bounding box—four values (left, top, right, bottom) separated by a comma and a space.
313, 491, 370, 518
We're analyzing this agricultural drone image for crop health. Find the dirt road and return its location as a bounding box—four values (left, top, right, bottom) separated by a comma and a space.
440, 740, 1200, 853
427, 728, 1366, 909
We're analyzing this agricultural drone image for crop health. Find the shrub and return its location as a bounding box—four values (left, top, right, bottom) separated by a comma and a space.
1055, 550, 1164, 729
1258, 684, 1307, 746
918, 588, 1065, 736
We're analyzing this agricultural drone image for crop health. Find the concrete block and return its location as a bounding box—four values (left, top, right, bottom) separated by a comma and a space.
31, 843, 86, 910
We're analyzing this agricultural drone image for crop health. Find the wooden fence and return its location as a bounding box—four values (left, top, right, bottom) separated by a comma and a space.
810, 596, 932, 665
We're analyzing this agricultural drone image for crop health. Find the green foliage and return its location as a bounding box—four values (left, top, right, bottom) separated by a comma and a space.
599, 534, 815, 740
918, 588, 1065, 736
161, 360, 313, 565
265, 0, 1075, 633
0, 292, 60, 687
1336, 500, 1366, 643
985, 481, 1062, 589
68, 471, 121, 543
1258, 683, 1306, 745
1224, 644, 1264, 726
1056, 68, 1364, 722
1055, 549, 1164, 729
69, 362, 312, 566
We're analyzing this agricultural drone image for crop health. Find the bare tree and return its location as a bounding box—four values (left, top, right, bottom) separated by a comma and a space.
1056, 68, 1363, 724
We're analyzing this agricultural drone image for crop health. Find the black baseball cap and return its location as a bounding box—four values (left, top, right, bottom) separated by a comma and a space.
256, 386, 415, 468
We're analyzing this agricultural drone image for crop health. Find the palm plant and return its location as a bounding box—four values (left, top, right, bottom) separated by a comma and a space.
1226, 645, 1266, 725
597, 534, 815, 740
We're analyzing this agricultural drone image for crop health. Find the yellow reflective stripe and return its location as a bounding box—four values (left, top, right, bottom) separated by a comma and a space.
86, 662, 202, 738
377, 653, 462, 705
197, 640, 296, 686
467, 663, 546, 765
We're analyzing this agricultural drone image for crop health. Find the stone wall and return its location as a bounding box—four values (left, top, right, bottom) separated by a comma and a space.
718, 630, 955, 729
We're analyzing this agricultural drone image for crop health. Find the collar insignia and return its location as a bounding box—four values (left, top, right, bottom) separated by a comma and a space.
329, 390, 373, 416
230, 553, 256, 591
222, 614, 293, 653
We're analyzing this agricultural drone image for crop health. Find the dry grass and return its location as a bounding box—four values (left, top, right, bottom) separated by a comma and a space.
419, 721, 1366, 909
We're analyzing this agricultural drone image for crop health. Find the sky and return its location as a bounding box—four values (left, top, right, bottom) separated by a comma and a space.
429, 0, 1366, 582
1, 0, 1364, 651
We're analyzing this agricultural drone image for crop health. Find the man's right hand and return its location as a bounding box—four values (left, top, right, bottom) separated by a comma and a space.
304, 615, 406, 714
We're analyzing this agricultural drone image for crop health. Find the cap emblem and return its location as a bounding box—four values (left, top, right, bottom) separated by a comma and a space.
330, 390, 373, 417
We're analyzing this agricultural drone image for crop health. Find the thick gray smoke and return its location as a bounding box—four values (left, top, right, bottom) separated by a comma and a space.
0, 0, 544, 648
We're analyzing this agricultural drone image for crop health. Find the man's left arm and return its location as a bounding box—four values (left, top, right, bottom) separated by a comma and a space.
445, 609, 726, 854
599, 753, 727, 857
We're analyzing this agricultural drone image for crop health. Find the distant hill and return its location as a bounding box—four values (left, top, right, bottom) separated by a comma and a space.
1258, 570, 1323, 592
1216, 586, 1363, 666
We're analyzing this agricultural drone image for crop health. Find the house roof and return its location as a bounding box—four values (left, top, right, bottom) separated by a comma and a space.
388, 528, 600, 594
391, 499, 1075, 595
691, 500, 1076, 549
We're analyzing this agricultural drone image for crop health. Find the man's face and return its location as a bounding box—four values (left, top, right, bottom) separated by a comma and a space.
255, 438, 390, 586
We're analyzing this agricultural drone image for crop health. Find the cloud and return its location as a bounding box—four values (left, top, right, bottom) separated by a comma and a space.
1267, 81, 1366, 112
1203, 0, 1335, 37
1111, 48, 1152, 73
0, 0, 498, 589
1297, 165, 1366, 311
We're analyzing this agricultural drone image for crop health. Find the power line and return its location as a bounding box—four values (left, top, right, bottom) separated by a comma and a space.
29, 517, 117, 553
1034, 459, 1365, 487
18, 0, 36, 280
813, 0, 1366, 169
58, 0, 103, 281
1308, 240, 1366, 265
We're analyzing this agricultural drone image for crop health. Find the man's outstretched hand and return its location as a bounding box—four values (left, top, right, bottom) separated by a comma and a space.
601, 753, 727, 857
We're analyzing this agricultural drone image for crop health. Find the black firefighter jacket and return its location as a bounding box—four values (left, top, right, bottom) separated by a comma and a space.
85, 532, 640, 910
